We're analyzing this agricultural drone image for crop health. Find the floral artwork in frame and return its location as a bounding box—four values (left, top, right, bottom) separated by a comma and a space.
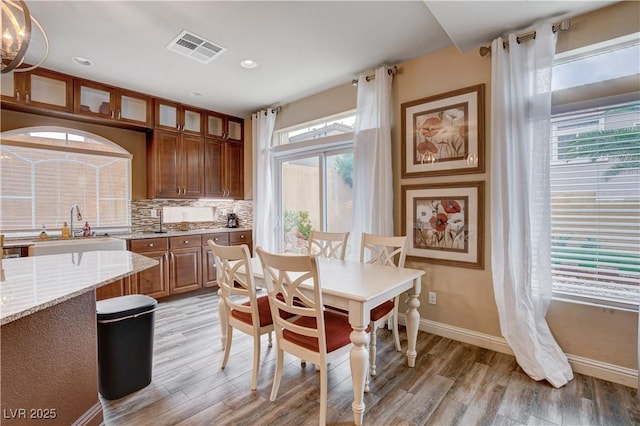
401, 181, 484, 269
401, 84, 485, 177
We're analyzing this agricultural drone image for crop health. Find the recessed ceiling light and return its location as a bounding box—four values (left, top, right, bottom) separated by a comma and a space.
240, 59, 258, 69
71, 56, 93, 66
188, 91, 202, 97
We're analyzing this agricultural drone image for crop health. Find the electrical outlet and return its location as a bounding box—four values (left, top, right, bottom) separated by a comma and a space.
150, 209, 157, 218
428, 291, 437, 305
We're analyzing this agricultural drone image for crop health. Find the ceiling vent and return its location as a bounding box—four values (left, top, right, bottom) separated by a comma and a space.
166, 30, 226, 64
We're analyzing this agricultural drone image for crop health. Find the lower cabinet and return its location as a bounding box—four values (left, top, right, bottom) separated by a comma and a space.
169, 236, 202, 294
96, 277, 132, 301
128, 230, 252, 298
129, 238, 171, 299
201, 232, 230, 288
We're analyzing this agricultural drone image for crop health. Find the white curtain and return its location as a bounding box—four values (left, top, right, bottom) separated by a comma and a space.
252, 108, 277, 251
350, 66, 394, 259
491, 24, 573, 388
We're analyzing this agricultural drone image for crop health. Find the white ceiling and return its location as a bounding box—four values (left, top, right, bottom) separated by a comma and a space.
21, 1, 618, 118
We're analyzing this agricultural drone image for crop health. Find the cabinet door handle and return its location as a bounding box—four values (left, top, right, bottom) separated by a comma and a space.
240, 235, 245, 239
15, 91, 21, 102
117, 110, 121, 119
184, 240, 189, 244
25, 92, 30, 102
148, 243, 154, 247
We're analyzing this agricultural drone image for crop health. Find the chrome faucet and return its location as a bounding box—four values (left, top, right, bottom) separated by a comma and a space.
70, 204, 83, 238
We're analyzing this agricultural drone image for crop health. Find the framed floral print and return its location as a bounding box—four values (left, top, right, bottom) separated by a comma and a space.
401, 84, 485, 177
401, 181, 484, 269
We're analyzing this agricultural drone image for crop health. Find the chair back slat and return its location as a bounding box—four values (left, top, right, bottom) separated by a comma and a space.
209, 241, 258, 318
308, 230, 350, 260
360, 233, 408, 268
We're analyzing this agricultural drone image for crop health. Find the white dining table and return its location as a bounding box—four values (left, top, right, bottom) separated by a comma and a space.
219, 256, 425, 425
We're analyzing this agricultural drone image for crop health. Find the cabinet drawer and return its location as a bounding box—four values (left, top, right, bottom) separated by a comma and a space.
170, 235, 202, 249
202, 233, 230, 246
129, 237, 169, 253
229, 230, 252, 245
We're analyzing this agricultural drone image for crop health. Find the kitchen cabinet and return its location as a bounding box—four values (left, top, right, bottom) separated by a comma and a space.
148, 130, 204, 198
205, 111, 244, 143
204, 138, 244, 199
1, 67, 73, 112
201, 232, 230, 287
129, 238, 170, 299
169, 236, 202, 294
155, 99, 203, 135
96, 277, 132, 301
128, 230, 251, 295
74, 79, 152, 127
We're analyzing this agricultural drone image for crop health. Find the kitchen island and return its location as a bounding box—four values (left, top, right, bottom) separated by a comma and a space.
0, 251, 158, 426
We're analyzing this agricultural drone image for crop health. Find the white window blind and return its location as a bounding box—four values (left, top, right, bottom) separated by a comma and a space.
550, 101, 640, 309
0, 128, 131, 235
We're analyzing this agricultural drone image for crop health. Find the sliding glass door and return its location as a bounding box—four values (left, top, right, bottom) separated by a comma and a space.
276, 148, 353, 254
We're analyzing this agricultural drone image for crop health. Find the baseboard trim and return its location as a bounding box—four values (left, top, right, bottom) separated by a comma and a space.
398, 314, 638, 389
71, 401, 103, 426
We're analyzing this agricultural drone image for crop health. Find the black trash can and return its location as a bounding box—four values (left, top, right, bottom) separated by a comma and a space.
96, 294, 157, 400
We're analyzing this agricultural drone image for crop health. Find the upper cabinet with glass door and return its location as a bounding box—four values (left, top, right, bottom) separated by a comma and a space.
74, 79, 152, 127
206, 111, 244, 143
1, 68, 73, 112
154, 99, 203, 136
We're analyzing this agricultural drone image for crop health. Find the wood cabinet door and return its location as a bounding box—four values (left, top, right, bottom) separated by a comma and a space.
155, 99, 180, 132
202, 246, 217, 288
96, 277, 130, 301
201, 232, 230, 288
226, 142, 244, 199
134, 251, 170, 299
150, 131, 182, 198
204, 138, 225, 198
205, 111, 225, 139
226, 116, 244, 143
171, 248, 202, 294
116, 88, 152, 127
24, 69, 74, 112
74, 79, 115, 119
181, 135, 204, 198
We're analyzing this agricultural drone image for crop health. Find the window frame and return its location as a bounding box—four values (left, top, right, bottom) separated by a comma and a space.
272, 112, 355, 253
0, 127, 132, 237
549, 36, 640, 311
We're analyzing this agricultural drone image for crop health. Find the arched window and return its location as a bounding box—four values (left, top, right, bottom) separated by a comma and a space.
1, 127, 131, 236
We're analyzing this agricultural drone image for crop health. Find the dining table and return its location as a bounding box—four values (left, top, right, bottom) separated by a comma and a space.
219, 255, 425, 425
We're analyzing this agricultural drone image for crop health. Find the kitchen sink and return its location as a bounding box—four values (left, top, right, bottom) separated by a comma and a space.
28, 237, 127, 256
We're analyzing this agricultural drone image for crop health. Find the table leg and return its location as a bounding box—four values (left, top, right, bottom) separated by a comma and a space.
405, 277, 421, 368
349, 325, 369, 426
218, 288, 227, 349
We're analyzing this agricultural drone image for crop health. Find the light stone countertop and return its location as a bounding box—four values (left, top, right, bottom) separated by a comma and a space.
0, 250, 158, 325
2, 228, 252, 248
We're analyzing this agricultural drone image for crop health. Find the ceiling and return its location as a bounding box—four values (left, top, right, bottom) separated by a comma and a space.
21, 1, 618, 118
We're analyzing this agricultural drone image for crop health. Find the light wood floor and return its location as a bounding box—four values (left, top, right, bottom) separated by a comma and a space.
101, 290, 639, 425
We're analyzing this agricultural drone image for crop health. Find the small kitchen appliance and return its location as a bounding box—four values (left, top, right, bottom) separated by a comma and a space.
226, 213, 238, 228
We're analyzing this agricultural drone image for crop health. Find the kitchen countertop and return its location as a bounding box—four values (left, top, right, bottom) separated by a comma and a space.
0, 250, 158, 325
2, 227, 252, 248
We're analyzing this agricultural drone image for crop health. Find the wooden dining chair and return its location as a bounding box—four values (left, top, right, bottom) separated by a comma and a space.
256, 247, 353, 426
307, 230, 350, 260
208, 241, 273, 391
360, 233, 408, 377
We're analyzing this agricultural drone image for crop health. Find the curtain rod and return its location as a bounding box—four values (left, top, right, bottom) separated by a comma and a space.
351, 65, 398, 87
478, 19, 571, 57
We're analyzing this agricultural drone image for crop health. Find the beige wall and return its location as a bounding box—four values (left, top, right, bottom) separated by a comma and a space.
253, 1, 640, 371
1, 110, 148, 200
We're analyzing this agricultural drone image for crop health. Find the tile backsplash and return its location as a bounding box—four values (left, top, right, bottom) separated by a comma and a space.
131, 199, 253, 233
